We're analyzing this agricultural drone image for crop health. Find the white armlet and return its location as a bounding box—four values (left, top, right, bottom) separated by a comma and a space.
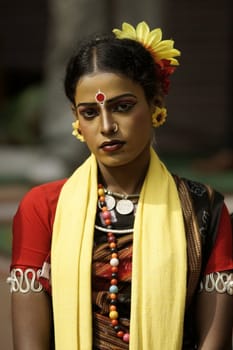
6, 268, 43, 293
199, 272, 233, 295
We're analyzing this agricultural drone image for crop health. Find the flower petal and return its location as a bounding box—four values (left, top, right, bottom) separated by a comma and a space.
113, 22, 136, 40
136, 21, 149, 42
148, 28, 162, 46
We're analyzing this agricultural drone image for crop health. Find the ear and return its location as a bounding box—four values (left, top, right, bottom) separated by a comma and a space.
152, 95, 164, 109
78, 124, 82, 135
150, 104, 156, 116
149, 99, 158, 116
71, 105, 78, 118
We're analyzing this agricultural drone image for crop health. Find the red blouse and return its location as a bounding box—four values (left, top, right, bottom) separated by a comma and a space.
11, 179, 233, 293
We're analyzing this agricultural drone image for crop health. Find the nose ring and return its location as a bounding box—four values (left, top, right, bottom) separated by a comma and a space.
112, 122, 118, 133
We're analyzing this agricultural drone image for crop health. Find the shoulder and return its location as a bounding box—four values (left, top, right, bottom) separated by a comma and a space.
173, 174, 232, 268
19, 179, 67, 208
11, 179, 67, 267
14, 178, 67, 229
173, 174, 222, 199
173, 174, 224, 217
23, 178, 67, 197
173, 174, 224, 235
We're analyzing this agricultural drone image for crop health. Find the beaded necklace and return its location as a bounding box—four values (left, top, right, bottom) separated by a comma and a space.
97, 184, 130, 344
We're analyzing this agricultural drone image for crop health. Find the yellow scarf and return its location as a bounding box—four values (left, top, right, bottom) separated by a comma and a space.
51, 148, 187, 349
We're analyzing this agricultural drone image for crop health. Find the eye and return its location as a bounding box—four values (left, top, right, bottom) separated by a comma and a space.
112, 101, 136, 113
78, 107, 99, 119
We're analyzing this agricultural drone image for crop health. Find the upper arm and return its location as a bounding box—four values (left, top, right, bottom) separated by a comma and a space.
204, 204, 233, 275
11, 186, 53, 270
12, 290, 53, 350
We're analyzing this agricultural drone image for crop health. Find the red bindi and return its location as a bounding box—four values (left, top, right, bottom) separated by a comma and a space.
95, 90, 106, 105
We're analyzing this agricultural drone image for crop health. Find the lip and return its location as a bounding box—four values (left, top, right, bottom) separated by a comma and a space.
100, 139, 125, 152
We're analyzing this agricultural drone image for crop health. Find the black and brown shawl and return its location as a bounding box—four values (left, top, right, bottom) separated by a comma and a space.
91, 175, 224, 350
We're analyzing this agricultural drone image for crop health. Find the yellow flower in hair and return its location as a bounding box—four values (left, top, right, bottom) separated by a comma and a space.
152, 106, 167, 128
113, 21, 180, 66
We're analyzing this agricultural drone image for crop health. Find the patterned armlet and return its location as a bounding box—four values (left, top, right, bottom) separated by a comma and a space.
6, 268, 43, 293
199, 272, 233, 295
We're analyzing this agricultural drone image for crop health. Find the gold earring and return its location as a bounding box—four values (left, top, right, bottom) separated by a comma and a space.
72, 120, 85, 142
151, 106, 167, 127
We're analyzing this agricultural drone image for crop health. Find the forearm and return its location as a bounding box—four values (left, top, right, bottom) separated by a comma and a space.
12, 290, 53, 350
196, 275, 233, 349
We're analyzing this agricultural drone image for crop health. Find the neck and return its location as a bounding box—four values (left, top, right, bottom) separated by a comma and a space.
97, 148, 151, 195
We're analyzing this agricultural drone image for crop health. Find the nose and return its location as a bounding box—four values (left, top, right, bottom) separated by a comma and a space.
100, 109, 117, 135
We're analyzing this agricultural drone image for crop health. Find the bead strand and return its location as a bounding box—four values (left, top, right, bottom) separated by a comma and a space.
97, 184, 130, 344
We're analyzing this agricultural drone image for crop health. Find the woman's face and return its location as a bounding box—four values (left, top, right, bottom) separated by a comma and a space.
74, 72, 154, 168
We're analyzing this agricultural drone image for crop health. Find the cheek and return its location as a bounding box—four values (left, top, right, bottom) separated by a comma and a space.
129, 109, 152, 133
79, 120, 95, 137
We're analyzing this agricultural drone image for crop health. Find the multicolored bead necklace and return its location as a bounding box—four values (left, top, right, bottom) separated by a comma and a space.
97, 184, 130, 344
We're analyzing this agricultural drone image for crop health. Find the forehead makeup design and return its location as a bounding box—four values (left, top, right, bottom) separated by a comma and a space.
95, 90, 106, 106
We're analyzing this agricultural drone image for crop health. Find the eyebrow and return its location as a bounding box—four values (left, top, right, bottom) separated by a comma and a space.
75, 93, 137, 108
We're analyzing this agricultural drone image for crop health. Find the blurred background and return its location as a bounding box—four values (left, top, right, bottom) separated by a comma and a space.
0, 0, 232, 348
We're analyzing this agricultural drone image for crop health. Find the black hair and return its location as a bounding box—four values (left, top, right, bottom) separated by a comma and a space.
64, 33, 162, 105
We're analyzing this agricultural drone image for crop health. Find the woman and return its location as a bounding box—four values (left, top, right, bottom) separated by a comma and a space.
8, 22, 233, 349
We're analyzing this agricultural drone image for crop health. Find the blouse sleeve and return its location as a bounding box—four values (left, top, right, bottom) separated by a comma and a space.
10, 179, 66, 271
204, 203, 233, 275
